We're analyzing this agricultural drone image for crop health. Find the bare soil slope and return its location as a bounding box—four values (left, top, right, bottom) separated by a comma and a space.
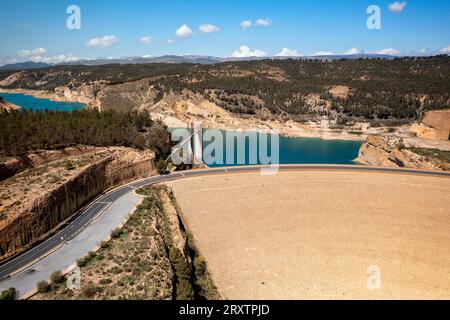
166, 170, 450, 299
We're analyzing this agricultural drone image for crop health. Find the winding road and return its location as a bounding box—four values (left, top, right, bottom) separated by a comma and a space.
0, 164, 449, 298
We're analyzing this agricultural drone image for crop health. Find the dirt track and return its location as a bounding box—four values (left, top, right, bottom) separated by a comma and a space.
166, 170, 450, 299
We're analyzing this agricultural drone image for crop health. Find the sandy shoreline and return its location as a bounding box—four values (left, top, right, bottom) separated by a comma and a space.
0, 88, 82, 105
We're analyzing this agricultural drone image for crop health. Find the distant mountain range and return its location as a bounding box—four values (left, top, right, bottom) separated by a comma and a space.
0, 61, 51, 71
0, 54, 402, 71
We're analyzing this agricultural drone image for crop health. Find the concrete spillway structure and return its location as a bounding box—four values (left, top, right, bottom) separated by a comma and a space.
191, 121, 203, 165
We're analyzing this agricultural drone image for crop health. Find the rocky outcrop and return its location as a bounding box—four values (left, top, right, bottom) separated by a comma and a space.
32, 186, 220, 300
356, 135, 449, 171
410, 109, 450, 141
53, 83, 105, 110
0, 148, 155, 261
0, 99, 19, 112
158, 187, 221, 300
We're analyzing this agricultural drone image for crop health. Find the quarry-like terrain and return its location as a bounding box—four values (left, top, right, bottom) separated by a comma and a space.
31, 185, 220, 301
166, 171, 450, 300
0, 147, 156, 262
1, 57, 449, 141
0, 97, 19, 112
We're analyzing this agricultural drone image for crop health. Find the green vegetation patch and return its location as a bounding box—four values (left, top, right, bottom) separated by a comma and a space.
0, 109, 172, 163
408, 148, 450, 163
0, 287, 16, 300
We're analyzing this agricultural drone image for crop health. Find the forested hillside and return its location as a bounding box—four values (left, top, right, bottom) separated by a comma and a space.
0, 109, 171, 158
1, 56, 449, 121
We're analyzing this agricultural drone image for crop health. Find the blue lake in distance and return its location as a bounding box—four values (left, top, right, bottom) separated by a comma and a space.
0, 96, 362, 166
171, 128, 363, 166
0, 92, 85, 112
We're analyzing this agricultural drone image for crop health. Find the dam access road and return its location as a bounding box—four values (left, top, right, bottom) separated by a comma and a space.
0, 165, 449, 298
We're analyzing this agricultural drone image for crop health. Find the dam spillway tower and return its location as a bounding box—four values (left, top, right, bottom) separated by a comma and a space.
188, 121, 203, 166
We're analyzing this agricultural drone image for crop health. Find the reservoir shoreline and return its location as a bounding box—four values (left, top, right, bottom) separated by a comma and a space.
0, 88, 379, 142
0, 90, 85, 112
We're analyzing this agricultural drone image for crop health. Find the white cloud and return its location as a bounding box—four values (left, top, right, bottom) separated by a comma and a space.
256, 18, 272, 27
140, 36, 153, 44
240, 20, 252, 30
230, 45, 267, 58
276, 48, 302, 57
86, 35, 118, 48
376, 48, 401, 55
439, 44, 450, 54
18, 47, 47, 57
199, 24, 219, 33
388, 1, 407, 13
18, 50, 31, 57
16, 48, 79, 64
18, 50, 30, 57
311, 51, 334, 56
0, 59, 18, 66
142, 54, 153, 58
34, 48, 47, 55
30, 54, 79, 64
345, 48, 360, 55
166, 39, 175, 44
175, 25, 192, 38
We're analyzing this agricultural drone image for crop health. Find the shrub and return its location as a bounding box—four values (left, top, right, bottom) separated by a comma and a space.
77, 258, 87, 268
82, 283, 97, 298
100, 241, 110, 249
50, 271, 64, 285
176, 281, 194, 300
77, 251, 96, 267
64, 161, 75, 171
169, 248, 194, 301
110, 228, 123, 239
37, 281, 51, 293
99, 278, 112, 285
194, 256, 207, 278
0, 288, 16, 300
156, 159, 167, 174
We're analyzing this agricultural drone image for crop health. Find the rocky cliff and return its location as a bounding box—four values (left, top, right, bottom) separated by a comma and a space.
0, 148, 155, 261
0, 100, 19, 112
356, 135, 450, 171
32, 186, 220, 300
410, 110, 450, 141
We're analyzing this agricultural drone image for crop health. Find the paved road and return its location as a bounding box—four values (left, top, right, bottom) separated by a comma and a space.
0, 165, 449, 296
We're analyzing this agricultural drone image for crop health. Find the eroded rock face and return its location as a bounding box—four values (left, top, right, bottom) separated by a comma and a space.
0, 100, 19, 112
54, 84, 105, 110
0, 148, 155, 261
410, 110, 450, 141
356, 135, 449, 171
0, 147, 98, 182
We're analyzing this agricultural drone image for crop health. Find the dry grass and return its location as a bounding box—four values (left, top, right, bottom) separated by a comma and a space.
33, 187, 174, 300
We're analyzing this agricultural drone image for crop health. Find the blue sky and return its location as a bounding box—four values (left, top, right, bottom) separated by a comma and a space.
0, 0, 449, 65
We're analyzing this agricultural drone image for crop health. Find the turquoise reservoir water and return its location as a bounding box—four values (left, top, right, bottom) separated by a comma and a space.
0, 92, 84, 111
172, 129, 363, 166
